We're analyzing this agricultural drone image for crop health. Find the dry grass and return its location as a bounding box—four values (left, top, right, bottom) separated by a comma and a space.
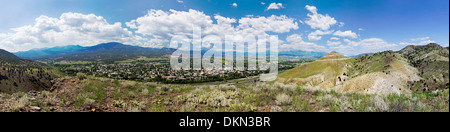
0, 77, 447, 112
276, 94, 292, 106
369, 96, 390, 112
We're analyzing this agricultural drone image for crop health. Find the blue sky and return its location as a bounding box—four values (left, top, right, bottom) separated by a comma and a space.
0, 0, 448, 55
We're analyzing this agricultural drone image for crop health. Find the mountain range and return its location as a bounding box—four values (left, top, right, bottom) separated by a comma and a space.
14, 42, 329, 62
279, 50, 328, 59
14, 42, 176, 63
14, 45, 87, 60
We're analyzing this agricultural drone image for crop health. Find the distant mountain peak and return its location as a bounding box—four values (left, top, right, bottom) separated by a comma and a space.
426, 43, 440, 47
318, 51, 348, 60
328, 51, 338, 54
324, 51, 343, 56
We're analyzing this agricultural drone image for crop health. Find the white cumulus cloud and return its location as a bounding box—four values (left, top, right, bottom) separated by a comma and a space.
232, 3, 238, 8
238, 15, 299, 33
280, 34, 327, 52
330, 37, 340, 40
327, 40, 341, 46
0, 9, 301, 52
267, 3, 284, 10
0, 12, 135, 52
400, 37, 435, 46
304, 5, 337, 30
333, 30, 358, 39
127, 9, 299, 50
126, 9, 213, 40
410, 37, 430, 41
333, 38, 398, 55
308, 30, 333, 41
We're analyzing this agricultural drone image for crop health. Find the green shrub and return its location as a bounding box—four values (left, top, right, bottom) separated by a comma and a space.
76, 73, 87, 80
113, 100, 127, 108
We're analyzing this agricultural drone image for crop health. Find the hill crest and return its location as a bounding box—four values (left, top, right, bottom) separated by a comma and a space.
318, 51, 349, 61
0, 49, 24, 64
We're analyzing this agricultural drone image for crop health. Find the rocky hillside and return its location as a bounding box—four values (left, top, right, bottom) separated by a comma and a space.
399, 43, 449, 91
277, 51, 351, 90
338, 51, 421, 94
278, 50, 422, 94
0, 49, 26, 64
0, 49, 56, 93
